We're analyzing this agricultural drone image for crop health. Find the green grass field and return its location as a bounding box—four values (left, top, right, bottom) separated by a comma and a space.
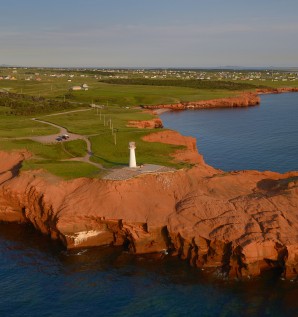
0, 77, 237, 106
0, 104, 189, 178
63, 139, 87, 157
89, 130, 188, 169
70, 83, 237, 106
1, 67, 297, 179
38, 107, 189, 169
22, 160, 101, 180
0, 114, 58, 137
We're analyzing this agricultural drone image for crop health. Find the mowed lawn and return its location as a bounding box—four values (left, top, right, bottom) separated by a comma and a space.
0, 105, 189, 178
0, 138, 100, 179
0, 72, 261, 179
69, 83, 237, 106
38, 107, 189, 169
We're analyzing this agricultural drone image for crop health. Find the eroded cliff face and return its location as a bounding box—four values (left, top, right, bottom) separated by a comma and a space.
140, 88, 298, 111
0, 131, 298, 280
127, 118, 163, 129
141, 92, 260, 110
256, 87, 298, 94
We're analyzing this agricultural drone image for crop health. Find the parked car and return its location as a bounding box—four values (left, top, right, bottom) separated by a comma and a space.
56, 136, 63, 141
62, 134, 69, 139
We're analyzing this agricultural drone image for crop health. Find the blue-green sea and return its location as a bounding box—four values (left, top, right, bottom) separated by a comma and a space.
161, 93, 298, 173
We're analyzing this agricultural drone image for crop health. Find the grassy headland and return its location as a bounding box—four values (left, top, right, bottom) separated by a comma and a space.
1, 67, 297, 179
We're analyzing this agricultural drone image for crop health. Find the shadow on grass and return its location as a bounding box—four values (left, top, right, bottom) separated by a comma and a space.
91, 154, 127, 168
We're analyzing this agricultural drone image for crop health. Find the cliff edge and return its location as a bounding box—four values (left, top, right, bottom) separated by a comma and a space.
0, 130, 297, 280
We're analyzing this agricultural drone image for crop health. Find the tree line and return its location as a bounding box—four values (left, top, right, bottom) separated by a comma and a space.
98, 78, 268, 91
0, 92, 76, 116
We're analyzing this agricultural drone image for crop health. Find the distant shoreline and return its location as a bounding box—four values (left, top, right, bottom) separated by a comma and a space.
142, 87, 298, 112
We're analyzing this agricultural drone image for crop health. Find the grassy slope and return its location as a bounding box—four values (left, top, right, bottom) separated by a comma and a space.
0, 108, 58, 138
0, 138, 100, 180
70, 83, 236, 106
38, 108, 189, 169
0, 105, 189, 177
0, 78, 236, 106
22, 160, 101, 180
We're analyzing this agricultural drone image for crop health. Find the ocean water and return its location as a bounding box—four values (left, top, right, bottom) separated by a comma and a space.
1, 93, 298, 317
1, 224, 298, 317
161, 93, 298, 172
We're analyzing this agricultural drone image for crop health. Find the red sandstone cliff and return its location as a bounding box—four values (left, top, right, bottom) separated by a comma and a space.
142, 92, 260, 110
141, 88, 298, 111
0, 131, 298, 280
127, 118, 163, 129
256, 87, 298, 94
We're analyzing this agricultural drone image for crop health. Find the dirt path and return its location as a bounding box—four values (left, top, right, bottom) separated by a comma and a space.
43, 108, 92, 117
30, 117, 103, 169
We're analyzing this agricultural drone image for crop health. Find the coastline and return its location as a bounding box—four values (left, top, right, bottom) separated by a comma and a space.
142, 87, 298, 112
0, 88, 298, 280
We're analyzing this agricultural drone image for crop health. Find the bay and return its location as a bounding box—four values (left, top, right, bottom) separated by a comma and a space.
161, 93, 298, 172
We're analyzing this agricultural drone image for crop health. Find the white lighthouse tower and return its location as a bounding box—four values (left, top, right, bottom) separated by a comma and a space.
129, 141, 137, 168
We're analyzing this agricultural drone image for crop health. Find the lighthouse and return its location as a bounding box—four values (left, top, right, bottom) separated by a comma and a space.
129, 141, 137, 168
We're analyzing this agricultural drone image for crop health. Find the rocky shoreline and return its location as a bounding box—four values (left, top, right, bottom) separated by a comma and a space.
0, 89, 298, 280
142, 87, 298, 111
142, 92, 260, 111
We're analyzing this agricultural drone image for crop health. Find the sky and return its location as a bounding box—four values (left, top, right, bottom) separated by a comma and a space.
1, 0, 298, 68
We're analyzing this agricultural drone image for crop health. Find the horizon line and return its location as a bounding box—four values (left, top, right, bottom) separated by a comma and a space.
1, 64, 298, 71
